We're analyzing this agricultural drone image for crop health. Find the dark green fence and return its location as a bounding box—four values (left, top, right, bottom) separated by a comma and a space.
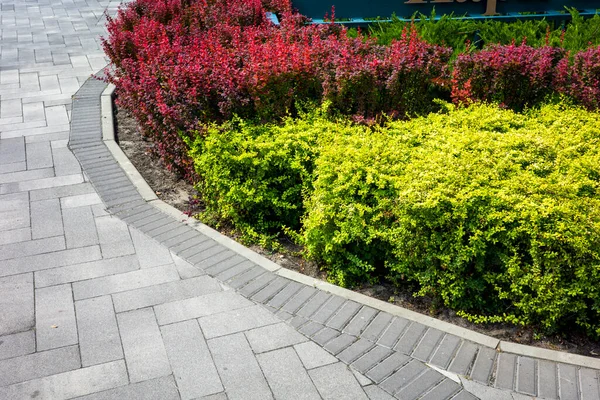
290, 0, 599, 24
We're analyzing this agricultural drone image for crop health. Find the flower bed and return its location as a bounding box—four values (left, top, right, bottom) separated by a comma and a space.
103, 0, 600, 337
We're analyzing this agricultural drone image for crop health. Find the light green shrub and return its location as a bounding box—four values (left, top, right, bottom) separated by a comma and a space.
303, 103, 600, 336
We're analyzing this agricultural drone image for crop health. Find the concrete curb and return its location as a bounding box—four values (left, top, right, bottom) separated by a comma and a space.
100, 82, 600, 370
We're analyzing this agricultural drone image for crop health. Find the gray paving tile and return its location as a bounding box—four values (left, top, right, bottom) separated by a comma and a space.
161, 320, 223, 399
429, 334, 462, 369
537, 360, 558, 400
204, 254, 246, 276
245, 322, 307, 353
361, 312, 393, 343
419, 379, 462, 400
72, 264, 180, 300
397, 368, 444, 400
75, 375, 180, 400
310, 295, 346, 324
29, 181, 94, 201
326, 300, 362, 331
580, 368, 600, 400
294, 341, 338, 370
379, 359, 427, 396
312, 326, 341, 346
172, 253, 205, 279
0, 137, 25, 164
494, 352, 516, 390
0, 330, 35, 361
0, 273, 34, 336
199, 304, 280, 339
238, 271, 277, 297
1, 174, 84, 195
214, 259, 254, 282
324, 333, 357, 355
0, 360, 128, 400
296, 290, 331, 319
558, 363, 579, 400
363, 385, 395, 400
62, 205, 98, 248
30, 198, 63, 239
117, 307, 171, 383
0, 235, 65, 261
208, 333, 273, 400
26, 141, 53, 169
515, 356, 536, 396
448, 341, 478, 376
0, 207, 30, 231
309, 362, 368, 400
257, 347, 320, 400
155, 290, 253, 325
0, 344, 81, 387
470, 346, 497, 384
0, 226, 30, 245
61, 193, 102, 209
35, 254, 139, 288
94, 215, 135, 258
280, 285, 318, 314
393, 322, 427, 355
351, 345, 394, 374
251, 276, 291, 303
365, 352, 411, 384
337, 338, 375, 364
299, 321, 325, 337
35, 283, 78, 351
112, 275, 222, 313
76, 296, 123, 367
0, 167, 54, 184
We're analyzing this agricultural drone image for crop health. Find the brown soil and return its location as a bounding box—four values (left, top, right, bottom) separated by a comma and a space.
114, 103, 600, 359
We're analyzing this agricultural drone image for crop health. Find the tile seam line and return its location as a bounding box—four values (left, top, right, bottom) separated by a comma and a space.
70, 72, 600, 371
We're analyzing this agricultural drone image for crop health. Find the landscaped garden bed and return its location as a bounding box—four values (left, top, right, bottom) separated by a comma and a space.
104, 0, 600, 351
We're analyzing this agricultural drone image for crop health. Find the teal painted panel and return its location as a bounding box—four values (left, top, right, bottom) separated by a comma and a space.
292, 0, 599, 21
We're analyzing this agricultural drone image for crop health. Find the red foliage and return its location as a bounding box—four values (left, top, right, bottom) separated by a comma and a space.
555, 45, 600, 110
451, 42, 564, 110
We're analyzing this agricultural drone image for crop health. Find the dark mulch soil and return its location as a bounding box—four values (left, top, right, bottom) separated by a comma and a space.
114, 103, 600, 359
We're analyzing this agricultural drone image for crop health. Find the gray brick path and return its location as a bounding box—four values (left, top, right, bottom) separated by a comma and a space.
1, 0, 599, 399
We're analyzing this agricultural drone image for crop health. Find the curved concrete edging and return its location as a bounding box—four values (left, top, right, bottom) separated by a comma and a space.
99, 84, 600, 372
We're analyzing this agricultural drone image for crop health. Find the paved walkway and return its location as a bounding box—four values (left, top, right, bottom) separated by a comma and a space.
1, 0, 600, 399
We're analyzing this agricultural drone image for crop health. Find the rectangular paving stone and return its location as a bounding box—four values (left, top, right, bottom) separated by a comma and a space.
225, 265, 265, 288
0, 273, 34, 336
160, 229, 202, 248
76, 375, 180, 400
470, 346, 497, 384
62, 205, 98, 248
448, 341, 479, 376
363, 385, 395, 400
0, 345, 81, 387
324, 333, 357, 356
0, 235, 65, 261
73, 264, 180, 300
0, 207, 29, 231
26, 141, 53, 170
215, 259, 254, 282
161, 320, 223, 399
0, 137, 25, 164
281, 285, 318, 314
580, 368, 600, 400
537, 360, 558, 400
199, 304, 280, 339
245, 322, 307, 353
327, 300, 362, 331
344, 307, 378, 337
337, 338, 375, 364
208, 333, 273, 400
429, 334, 462, 369
30, 198, 63, 239
257, 347, 320, 400
379, 359, 427, 395
558, 363, 579, 400
309, 362, 369, 400
296, 290, 331, 319
0, 226, 30, 245
516, 356, 536, 396
117, 307, 171, 383
494, 352, 516, 390
360, 312, 393, 343
251, 276, 290, 303
155, 290, 253, 325
35, 283, 78, 351
311, 295, 346, 324
294, 341, 338, 370
29, 182, 94, 201
94, 217, 135, 258
299, 321, 325, 337
204, 254, 246, 276
35, 255, 139, 288
352, 346, 394, 373
61, 193, 102, 209
0, 167, 54, 185
189, 247, 234, 269
76, 296, 123, 367
0, 330, 35, 361
1, 174, 84, 195
396, 368, 444, 400
172, 253, 205, 279
393, 322, 427, 355
365, 352, 411, 384
312, 326, 341, 346
0, 360, 128, 400
0, 161, 26, 174
239, 271, 277, 297
419, 379, 461, 400
411, 328, 444, 362
112, 275, 222, 313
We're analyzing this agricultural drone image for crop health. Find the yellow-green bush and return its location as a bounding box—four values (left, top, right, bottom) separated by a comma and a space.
185, 111, 363, 245
303, 103, 600, 336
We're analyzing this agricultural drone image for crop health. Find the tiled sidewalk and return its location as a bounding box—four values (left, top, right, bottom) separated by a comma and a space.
1, 0, 600, 399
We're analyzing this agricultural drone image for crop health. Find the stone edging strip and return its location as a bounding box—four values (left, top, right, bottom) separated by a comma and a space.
69, 75, 600, 400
